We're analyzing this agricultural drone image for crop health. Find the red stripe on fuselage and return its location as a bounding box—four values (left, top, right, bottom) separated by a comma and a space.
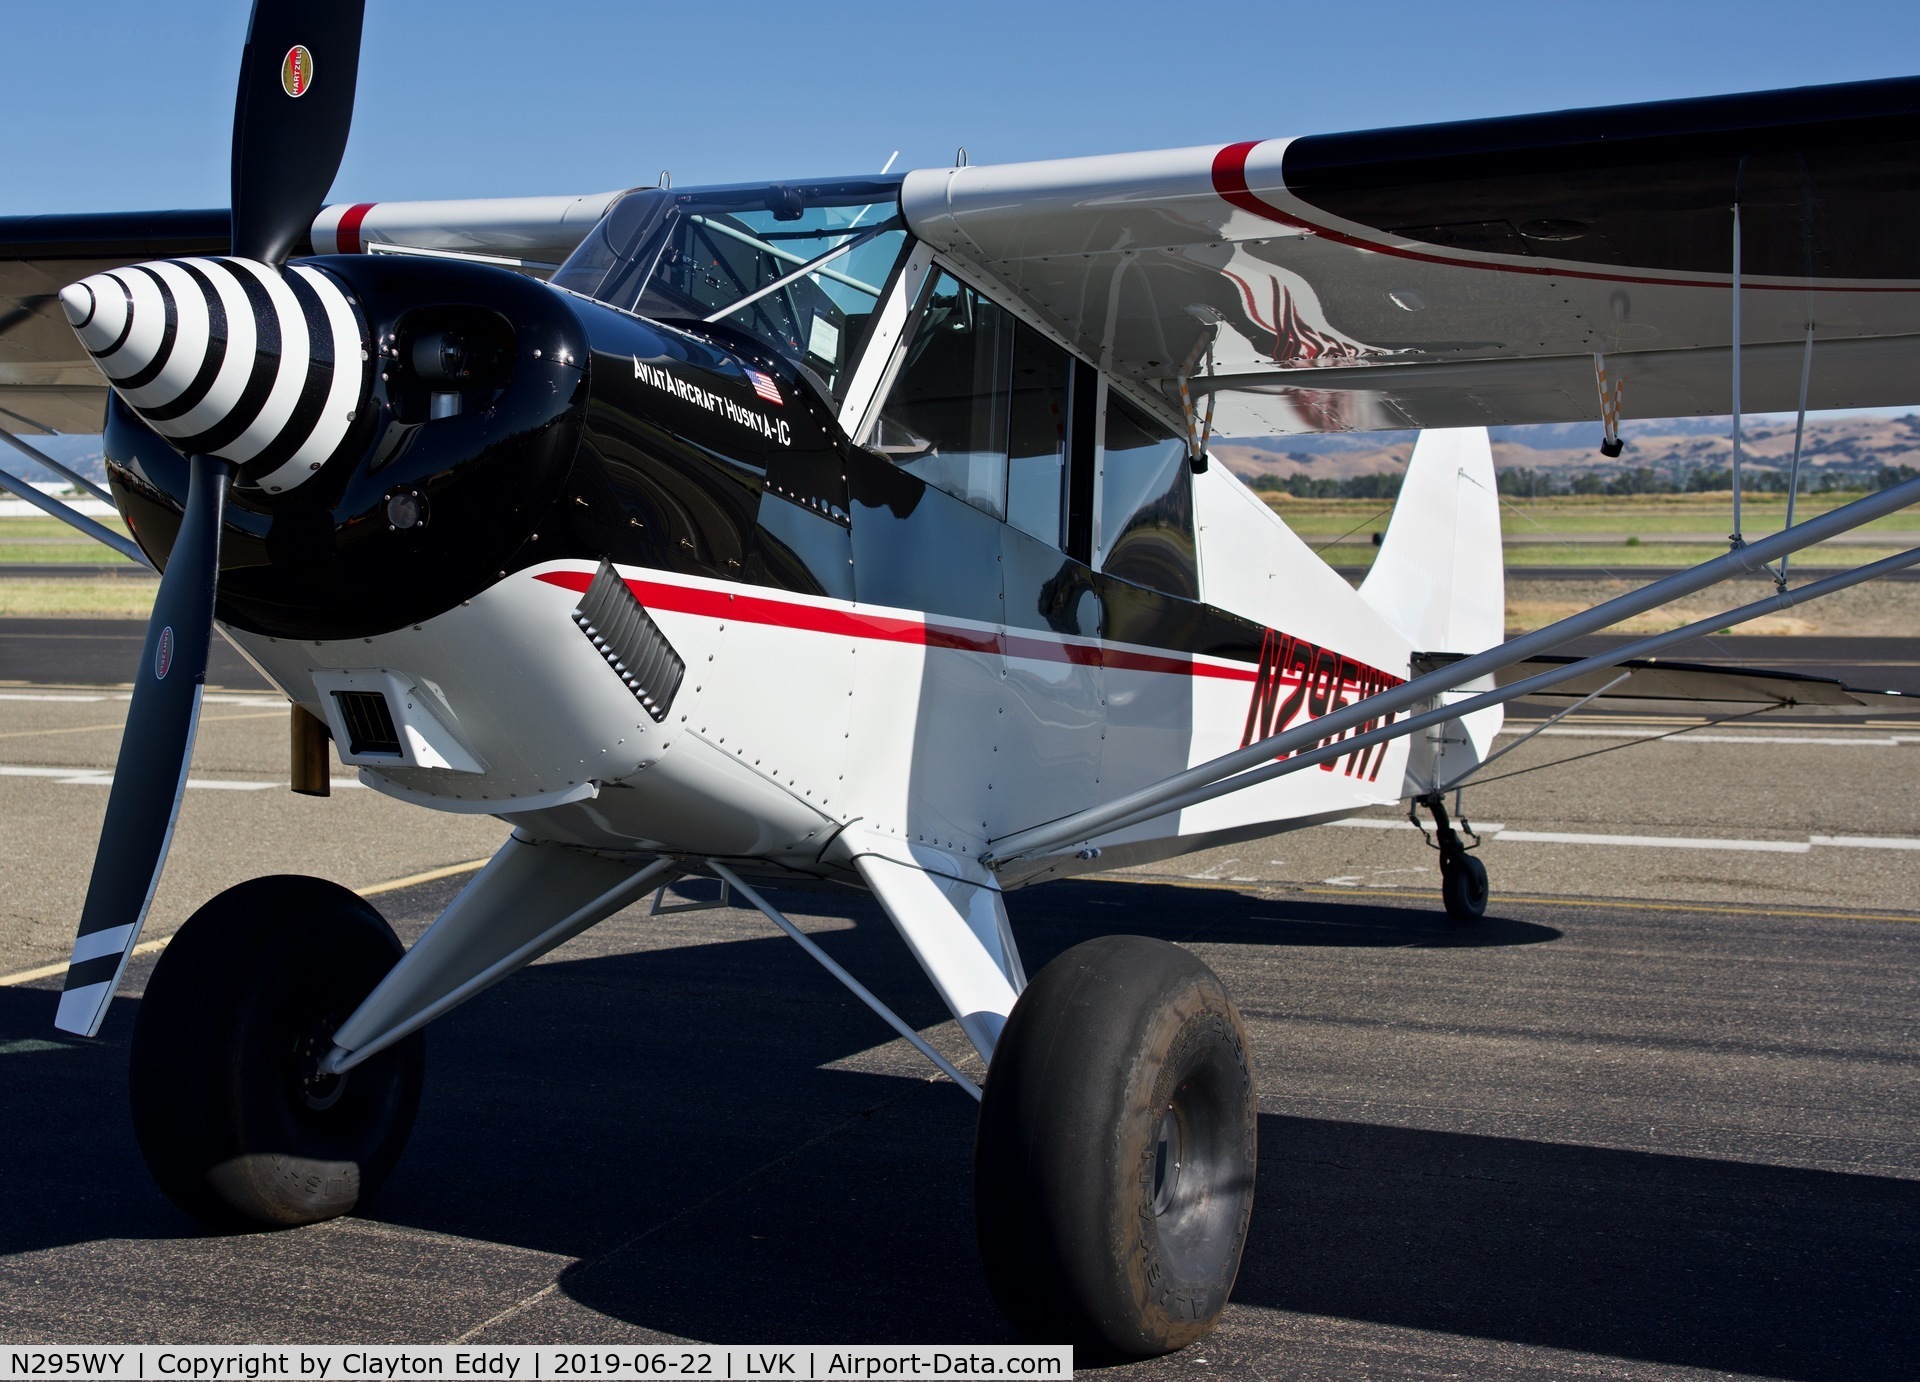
335, 202, 376, 254
1211, 140, 1920, 294
533, 569, 1282, 683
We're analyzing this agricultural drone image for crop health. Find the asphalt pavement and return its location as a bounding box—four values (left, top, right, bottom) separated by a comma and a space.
1, 620, 1916, 1379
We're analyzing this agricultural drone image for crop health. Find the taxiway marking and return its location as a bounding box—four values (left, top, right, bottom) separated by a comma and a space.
0, 857, 492, 988
1116, 871, 1920, 925
1328, 815, 1920, 853
1514, 727, 1920, 746
0, 763, 366, 790
0, 709, 285, 741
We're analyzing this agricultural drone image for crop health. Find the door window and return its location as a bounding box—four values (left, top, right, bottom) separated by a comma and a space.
870, 269, 1079, 542
869, 270, 1015, 519
1100, 396, 1199, 599
1004, 326, 1072, 547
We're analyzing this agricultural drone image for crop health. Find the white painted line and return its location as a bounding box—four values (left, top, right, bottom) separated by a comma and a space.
1810, 834, 1920, 850
24, 772, 277, 791
0, 765, 113, 784
0, 763, 357, 792
1330, 818, 1507, 832
1489, 829, 1811, 853
1327, 815, 1920, 854
1500, 727, 1920, 746
0, 691, 281, 707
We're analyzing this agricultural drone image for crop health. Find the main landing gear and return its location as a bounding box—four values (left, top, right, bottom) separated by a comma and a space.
129, 876, 423, 1229
973, 935, 1259, 1358
1415, 793, 1488, 923
128, 869, 1258, 1360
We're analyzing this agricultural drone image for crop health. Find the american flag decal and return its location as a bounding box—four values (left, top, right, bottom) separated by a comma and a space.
747, 368, 783, 405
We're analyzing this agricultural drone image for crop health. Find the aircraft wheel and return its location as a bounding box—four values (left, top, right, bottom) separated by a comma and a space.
129, 875, 423, 1230
974, 935, 1257, 1358
1441, 851, 1489, 923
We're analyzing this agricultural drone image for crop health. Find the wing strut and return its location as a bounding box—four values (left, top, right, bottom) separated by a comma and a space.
0, 429, 112, 505
0, 456, 148, 567
983, 469, 1920, 866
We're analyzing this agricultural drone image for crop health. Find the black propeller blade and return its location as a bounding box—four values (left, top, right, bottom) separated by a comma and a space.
230, 0, 367, 264
55, 457, 230, 1036
55, 0, 372, 1034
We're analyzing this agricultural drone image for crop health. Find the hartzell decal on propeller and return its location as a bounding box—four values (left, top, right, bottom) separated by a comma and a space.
7, 0, 1920, 1356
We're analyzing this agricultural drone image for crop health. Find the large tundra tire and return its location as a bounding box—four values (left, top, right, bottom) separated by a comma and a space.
128, 875, 424, 1229
973, 934, 1258, 1358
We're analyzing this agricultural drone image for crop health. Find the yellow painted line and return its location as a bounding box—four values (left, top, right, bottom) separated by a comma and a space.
0, 857, 492, 988
1107, 871, 1920, 925
0, 710, 283, 741
357, 857, 491, 897
0, 941, 165, 987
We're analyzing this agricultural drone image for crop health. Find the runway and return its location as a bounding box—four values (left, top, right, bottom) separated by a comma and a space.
1, 620, 1916, 1377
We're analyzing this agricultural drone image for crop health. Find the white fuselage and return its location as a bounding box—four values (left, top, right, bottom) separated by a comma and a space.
229, 463, 1431, 888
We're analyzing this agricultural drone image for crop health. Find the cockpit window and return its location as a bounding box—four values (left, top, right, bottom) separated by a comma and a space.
553, 179, 908, 403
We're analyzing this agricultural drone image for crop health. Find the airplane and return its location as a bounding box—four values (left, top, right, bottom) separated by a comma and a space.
4, 0, 1920, 1358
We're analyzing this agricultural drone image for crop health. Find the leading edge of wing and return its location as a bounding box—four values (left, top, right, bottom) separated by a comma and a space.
0, 209, 230, 262
1280, 74, 1920, 282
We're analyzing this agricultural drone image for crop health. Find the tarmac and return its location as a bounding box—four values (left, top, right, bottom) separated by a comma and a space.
2, 620, 1916, 1378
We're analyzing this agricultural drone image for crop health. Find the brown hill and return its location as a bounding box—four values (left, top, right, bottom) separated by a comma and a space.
1216, 411, 1920, 485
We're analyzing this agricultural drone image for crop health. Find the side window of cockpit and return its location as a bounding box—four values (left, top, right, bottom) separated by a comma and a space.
1005, 327, 1073, 549
869, 268, 1082, 544
1100, 396, 1199, 600
870, 272, 1016, 519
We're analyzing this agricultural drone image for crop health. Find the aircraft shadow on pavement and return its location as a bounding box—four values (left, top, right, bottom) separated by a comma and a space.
5, 885, 1909, 1377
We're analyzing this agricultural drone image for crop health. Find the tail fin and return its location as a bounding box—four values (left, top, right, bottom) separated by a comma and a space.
1360, 427, 1503, 653
1358, 427, 1504, 791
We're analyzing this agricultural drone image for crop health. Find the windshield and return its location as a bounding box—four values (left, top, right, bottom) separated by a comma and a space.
554, 178, 909, 402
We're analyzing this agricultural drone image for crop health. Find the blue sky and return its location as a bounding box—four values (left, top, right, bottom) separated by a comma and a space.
4, 1, 1920, 213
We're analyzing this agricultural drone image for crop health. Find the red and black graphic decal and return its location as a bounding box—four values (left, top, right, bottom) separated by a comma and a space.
1239, 629, 1403, 781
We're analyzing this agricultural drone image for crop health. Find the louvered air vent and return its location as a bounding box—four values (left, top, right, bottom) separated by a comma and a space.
571, 560, 685, 722
332, 690, 402, 756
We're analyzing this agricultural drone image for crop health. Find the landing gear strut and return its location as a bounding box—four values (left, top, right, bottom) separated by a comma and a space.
1414, 793, 1488, 923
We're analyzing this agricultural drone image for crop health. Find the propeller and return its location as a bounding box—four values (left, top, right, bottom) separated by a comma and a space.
53, 0, 368, 1036
231, 0, 367, 265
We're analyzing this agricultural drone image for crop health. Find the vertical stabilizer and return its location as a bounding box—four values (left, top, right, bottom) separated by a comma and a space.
1358, 427, 1505, 792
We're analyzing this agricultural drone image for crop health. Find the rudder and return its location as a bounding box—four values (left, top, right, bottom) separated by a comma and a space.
1358, 427, 1504, 791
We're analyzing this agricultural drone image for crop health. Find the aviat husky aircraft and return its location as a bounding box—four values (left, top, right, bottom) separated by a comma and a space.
7, 0, 1920, 1355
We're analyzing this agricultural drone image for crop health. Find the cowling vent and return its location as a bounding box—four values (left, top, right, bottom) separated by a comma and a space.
571, 559, 685, 722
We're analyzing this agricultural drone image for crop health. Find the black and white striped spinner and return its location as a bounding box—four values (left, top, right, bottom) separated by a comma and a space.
59, 258, 368, 494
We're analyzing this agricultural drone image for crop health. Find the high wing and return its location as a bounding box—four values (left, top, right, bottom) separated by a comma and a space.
0, 210, 229, 433
899, 75, 1920, 437
0, 194, 618, 435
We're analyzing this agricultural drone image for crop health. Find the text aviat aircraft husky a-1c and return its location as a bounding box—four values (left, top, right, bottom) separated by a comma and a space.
7, 0, 1920, 1355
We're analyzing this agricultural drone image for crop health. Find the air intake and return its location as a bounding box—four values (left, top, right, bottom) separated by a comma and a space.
332, 689, 401, 757
571, 560, 685, 722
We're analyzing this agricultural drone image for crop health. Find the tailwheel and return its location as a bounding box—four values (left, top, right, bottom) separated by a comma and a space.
129, 875, 423, 1230
1417, 794, 1488, 924
1441, 850, 1490, 923
974, 935, 1257, 1358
